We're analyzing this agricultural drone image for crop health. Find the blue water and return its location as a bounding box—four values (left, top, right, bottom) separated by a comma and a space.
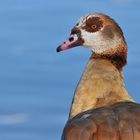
0, 0, 140, 140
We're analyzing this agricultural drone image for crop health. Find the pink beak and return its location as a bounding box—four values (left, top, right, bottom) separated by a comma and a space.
56, 28, 84, 52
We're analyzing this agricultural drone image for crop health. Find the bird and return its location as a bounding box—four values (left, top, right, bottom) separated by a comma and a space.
56, 13, 140, 140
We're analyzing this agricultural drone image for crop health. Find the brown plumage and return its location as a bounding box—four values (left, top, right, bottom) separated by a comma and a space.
57, 13, 140, 140
63, 102, 140, 140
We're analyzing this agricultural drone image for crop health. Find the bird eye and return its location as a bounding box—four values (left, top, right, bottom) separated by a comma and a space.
91, 24, 97, 30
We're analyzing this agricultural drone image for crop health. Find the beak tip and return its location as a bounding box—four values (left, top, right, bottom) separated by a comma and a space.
56, 46, 62, 52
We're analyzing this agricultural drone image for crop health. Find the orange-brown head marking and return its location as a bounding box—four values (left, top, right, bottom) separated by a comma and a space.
82, 17, 104, 32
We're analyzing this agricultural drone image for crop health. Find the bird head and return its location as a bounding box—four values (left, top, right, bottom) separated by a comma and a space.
57, 13, 126, 55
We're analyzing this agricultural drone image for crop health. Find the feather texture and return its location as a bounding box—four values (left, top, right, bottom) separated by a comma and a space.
62, 102, 140, 140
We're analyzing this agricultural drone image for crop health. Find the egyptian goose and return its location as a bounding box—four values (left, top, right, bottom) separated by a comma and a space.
57, 13, 140, 140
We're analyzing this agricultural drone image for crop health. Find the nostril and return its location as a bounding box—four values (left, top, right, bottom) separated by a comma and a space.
69, 37, 74, 42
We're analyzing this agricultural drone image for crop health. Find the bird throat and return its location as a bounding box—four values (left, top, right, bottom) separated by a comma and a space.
91, 44, 127, 70
69, 48, 133, 119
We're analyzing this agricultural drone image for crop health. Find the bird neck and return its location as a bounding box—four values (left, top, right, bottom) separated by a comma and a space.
91, 44, 128, 70
69, 55, 133, 119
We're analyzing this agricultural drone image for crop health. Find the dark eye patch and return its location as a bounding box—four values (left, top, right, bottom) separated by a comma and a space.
82, 17, 103, 33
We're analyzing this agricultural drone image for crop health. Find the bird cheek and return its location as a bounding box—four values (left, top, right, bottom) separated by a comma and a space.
81, 33, 94, 47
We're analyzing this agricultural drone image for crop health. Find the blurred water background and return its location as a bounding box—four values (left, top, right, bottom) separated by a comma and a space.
0, 0, 140, 140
